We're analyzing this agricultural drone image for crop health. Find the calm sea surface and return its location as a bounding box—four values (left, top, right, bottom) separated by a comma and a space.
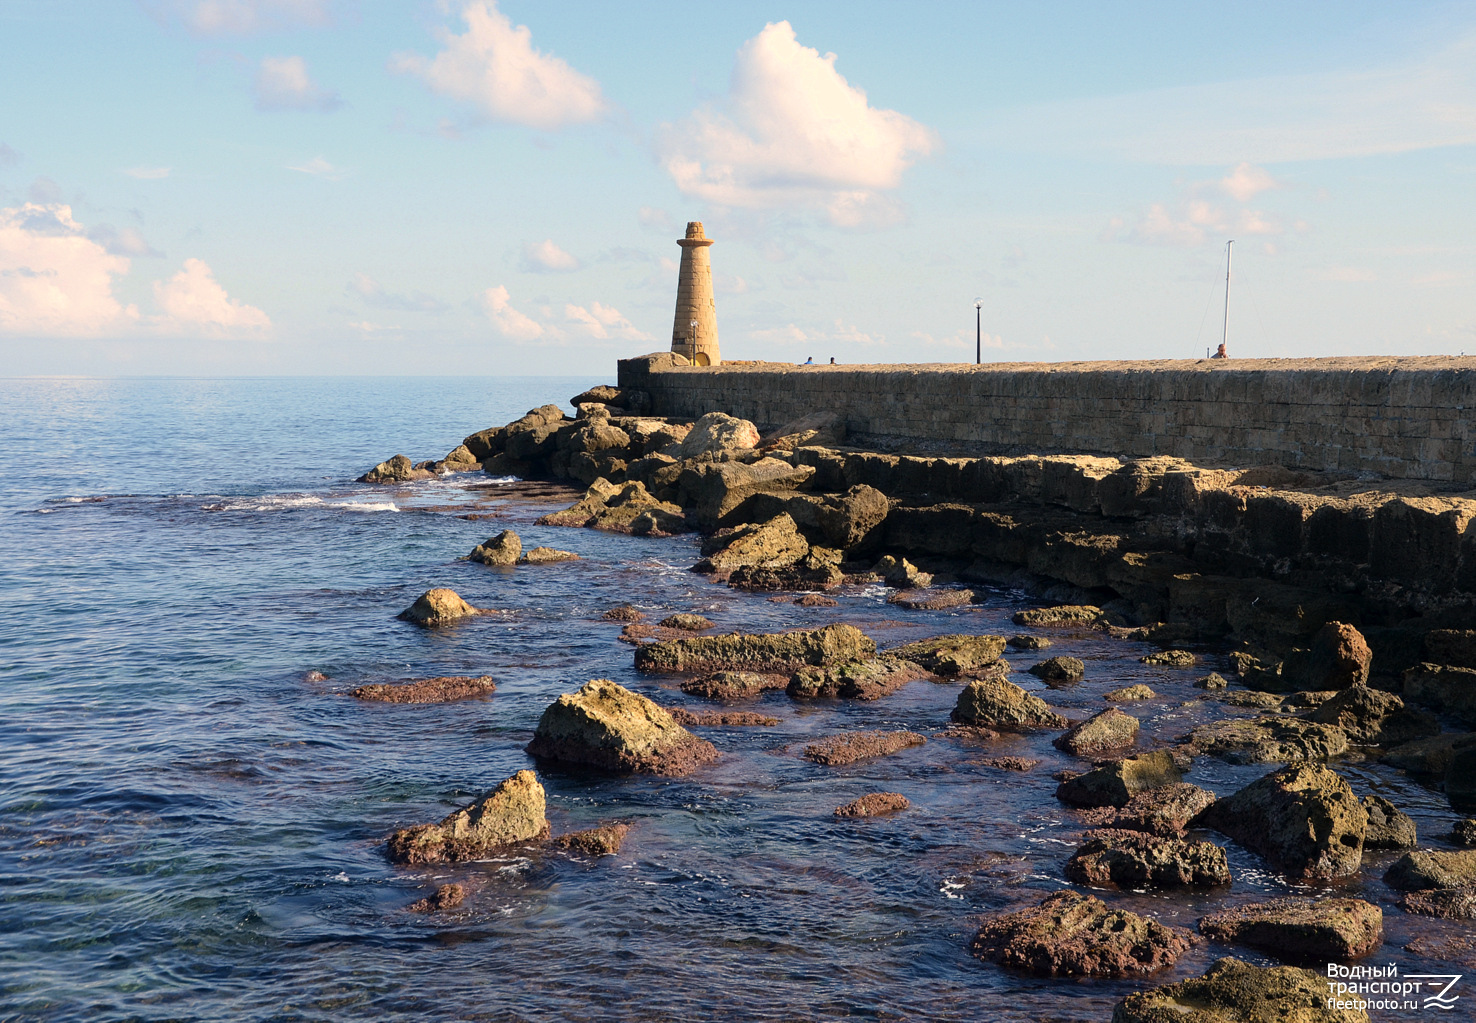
0, 377, 1466, 1022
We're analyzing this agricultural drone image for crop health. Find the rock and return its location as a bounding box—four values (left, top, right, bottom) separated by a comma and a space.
1456, 819, 1476, 845
1379, 731, 1476, 775
1196, 672, 1230, 689
1214, 690, 1284, 709
304, 669, 328, 682
1400, 663, 1476, 726
397, 588, 481, 627
971, 890, 1194, 977
679, 671, 786, 700
695, 514, 809, 572
518, 546, 579, 564
634, 623, 875, 674
796, 593, 838, 607
1399, 887, 1476, 920
1284, 621, 1372, 690
762, 410, 845, 452
1012, 605, 1104, 627
675, 411, 760, 459
888, 587, 978, 610
679, 458, 817, 530
385, 770, 550, 865
952, 676, 1068, 731
887, 634, 1007, 676
1141, 649, 1196, 668
787, 658, 925, 700
1184, 716, 1349, 764
1356, 795, 1415, 849
977, 756, 1040, 771
1198, 898, 1382, 963
1448, 744, 1476, 812
1054, 708, 1139, 756
525, 679, 719, 776
1383, 848, 1476, 890
570, 384, 623, 407
1106, 684, 1157, 702
802, 729, 926, 766
659, 613, 713, 631
874, 554, 932, 589
1301, 686, 1439, 746
441, 443, 479, 465
407, 883, 466, 913
351, 675, 496, 704
1109, 783, 1219, 836
360, 453, 434, 484
668, 708, 777, 727
1008, 635, 1052, 650
538, 478, 686, 534
815, 484, 888, 548
1029, 656, 1085, 683
601, 604, 644, 622
1056, 751, 1182, 808
1426, 628, 1476, 668
462, 426, 505, 461
1066, 828, 1231, 888
554, 823, 629, 856
834, 793, 909, 817
1112, 957, 1370, 1023
1195, 763, 1365, 879
467, 529, 521, 566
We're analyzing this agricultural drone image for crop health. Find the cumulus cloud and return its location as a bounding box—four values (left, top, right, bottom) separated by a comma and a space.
152, 258, 271, 333
520, 239, 580, 273
479, 284, 543, 340
392, 1, 608, 130
657, 21, 936, 226
122, 166, 171, 179
1104, 164, 1288, 247
1221, 162, 1281, 202
150, 0, 333, 35
254, 55, 341, 112
0, 203, 138, 337
564, 301, 648, 341
479, 284, 648, 343
287, 156, 346, 179
349, 272, 447, 312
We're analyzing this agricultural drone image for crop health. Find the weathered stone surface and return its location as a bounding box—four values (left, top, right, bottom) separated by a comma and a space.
1012, 605, 1104, 627
787, 657, 925, 700
1379, 731, 1476, 775
834, 792, 909, 817
407, 883, 466, 913
1454, 819, 1476, 846
1196, 763, 1365, 879
1056, 751, 1182, 808
1401, 663, 1476, 726
554, 823, 629, 856
1110, 783, 1219, 836
525, 679, 719, 776
887, 634, 1007, 676
696, 513, 809, 572
676, 411, 760, 459
1054, 707, 1139, 756
1112, 957, 1370, 1023
1400, 887, 1476, 920
1185, 716, 1349, 764
386, 770, 549, 865
440, 443, 479, 467
519, 546, 579, 564
668, 708, 777, 727
352, 675, 495, 704
601, 603, 644, 622
1066, 828, 1231, 888
1383, 848, 1476, 890
977, 756, 1041, 771
815, 484, 888, 548
1030, 655, 1085, 683
796, 593, 838, 606
538, 478, 687, 534
679, 671, 786, 700
1283, 622, 1372, 690
1426, 628, 1476, 668
888, 587, 977, 610
360, 453, 434, 484
802, 729, 926, 766
679, 458, 817, 529
1141, 649, 1196, 668
1448, 743, 1476, 812
952, 676, 1068, 731
971, 890, 1193, 977
1196, 672, 1229, 689
659, 613, 713, 631
874, 554, 932, 589
1198, 898, 1383, 963
762, 410, 846, 452
1009, 634, 1052, 650
462, 426, 505, 461
397, 588, 480, 627
1301, 686, 1439, 746
570, 384, 623, 407
1106, 684, 1157, 702
1360, 795, 1417, 849
467, 529, 521, 566
634, 623, 875, 674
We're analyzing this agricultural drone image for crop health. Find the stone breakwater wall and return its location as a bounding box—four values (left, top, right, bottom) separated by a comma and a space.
618, 355, 1476, 483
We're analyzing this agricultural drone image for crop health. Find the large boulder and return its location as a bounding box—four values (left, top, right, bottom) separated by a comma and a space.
696, 513, 809, 572
1198, 898, 1383, 963
634, 623, 875, 674
462, 426, 506, 461
397, 588, 481, 627
815, 484, 888, 549
1400, 662, 1476, 726
1379, 731, 1476, 775
467, 529, 521, 566
385, 770, 549, 865
1107, 783, 1218, 836
538, 478, 687, 534
360, 453, 433, 484
525, 679, 718, 776
1055, 751, 1182, 808
677, 457, 816, 529
1184, 716, 1348, 764
951, 677, 1067, 731
971, 890, 1193, 977
761, 410, 845, 452
676, 411, 760, 459
1112, 957, 1372, 1022
1382, 848, 1476, 890
566, 418, 632, 456
787, 658, 925, 701
1054, 707, 1139, 756
887, 634, 1007, 676
570, 384, 623, 407
1195, 763, 1365, 879
1066, 829, 1231, 888
1281, 622, 1372, 690
1301, 686, 1439, 745
1360, 795, 1417, 848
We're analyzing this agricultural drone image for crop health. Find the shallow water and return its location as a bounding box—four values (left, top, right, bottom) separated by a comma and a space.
1, 377, 1471, 1022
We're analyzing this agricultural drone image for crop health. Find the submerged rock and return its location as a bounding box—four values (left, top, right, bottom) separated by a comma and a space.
1301, 686, 1439, 746
1011, 605, 1104, 627
1113, 956, 1371, 1023
802, 729, 926, 766
601, 604, 644, 622
971, 890, 1193, 977
386, 770, 550, 865
1382, 848, 1476, 890
397, 588, 481, 627
1055, 751, 1182, 808
889, 587, 978, 610
834, 793, 909, 817
1198, 897, 1383, 962
406, 883, 466, 913
519, 546, 579, 564
668, 708, 777, 727
1195, 763, 1365, 880
887, 634, 1007, 676
1399, 887, 1476, 920
1066, 828, 1231, 889
467, 529, 521, 566
1029, 656, 1085, 684
525, 679, 718, 776
795, 593, 838, 607
1106, 684, 1156, 702
554, 823, 629, 856
952, 677, 1067, 731
360, 453, 434, 484
787, 657, 925, 701
1360, 795, 1417, 849
1141, 649, 1196, 668
1184, 715, 1348, 764
1108, 783, 1218, 836
351, 675, 495, 704
679, 671, 786, 701
1054, 707, 1139, 756
977, 756, 1041, 772
634, 623, 875, 674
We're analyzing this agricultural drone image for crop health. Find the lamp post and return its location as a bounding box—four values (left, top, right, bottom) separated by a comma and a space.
973, 298, 984, 365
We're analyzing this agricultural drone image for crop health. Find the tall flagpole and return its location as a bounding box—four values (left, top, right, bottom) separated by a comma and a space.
1222, 240, 1233, 353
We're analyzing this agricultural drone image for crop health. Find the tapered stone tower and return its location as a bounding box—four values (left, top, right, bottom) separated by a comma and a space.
670, 221, 720, 366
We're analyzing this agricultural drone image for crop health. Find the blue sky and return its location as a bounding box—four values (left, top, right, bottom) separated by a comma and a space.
1, 0, 1473, 375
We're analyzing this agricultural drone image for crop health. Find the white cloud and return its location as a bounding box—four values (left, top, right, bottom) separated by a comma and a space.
0, 203, 139, 337
1220, 162, 1280, 202
349, 272, 447, 312
479, 284, 543, 340
287, 156, 346, 180
153, 0, 333, 36
254, 56, 341, 112
564, 301, 648, 341
520, 239, 580, 273
123, 166, 171, 179
657, 21, 936, 225
152, 258, 271, 334
85, 223, 164, 258
392, 1, 607, 131
638, 206, 674, 232
1104, 165, 1288, 247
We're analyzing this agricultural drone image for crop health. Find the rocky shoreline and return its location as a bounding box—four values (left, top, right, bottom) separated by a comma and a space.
357, 380, 1476, 1019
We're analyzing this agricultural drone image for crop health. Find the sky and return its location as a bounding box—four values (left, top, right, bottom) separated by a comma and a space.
1, 0, 1474, 375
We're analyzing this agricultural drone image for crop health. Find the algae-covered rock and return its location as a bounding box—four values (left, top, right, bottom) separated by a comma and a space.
1399, 887, 1476, 920
1029, 655, 1085, 684
1185, 715, 1348, 764
1141, 649, 1196, 668
1054, 707, 1139, 756
1198, 897, 1382, 963
834, 792, 909, 817
1009, 635, 1052, 650
385, 769, 549, 865
397, 588, 480, 627
1012, 605, 1104, 627
352, 675, 495, 704
525, 679, 718, 776
952, 677, 1067, 731
1109, 783, 1218, 836
972, 890, 1193, 978
1111, 957, 1370, 1023
887, 634, 1007, 676
1195, 763, 1365, 879
787, 657, 924, 701
519, 546, 579, 564
406, 882, 466, 913
634, 623, 874, 674
1056, 751, 1181, 808
1301, 686, 1439, 746
1360, 795, 1417, 849
554, 823, 629, 856
696, 513, 809, 572
659, 613, 713, 631
1382, 848, 1476, 890
1195, 672, 1229, 689
802, 729, 925, 766
679, 671, 786, 700
467, 529, 521, 566
1106, 684, 1157, 702
360, 453, 434, 484
1066, 828, 1231, 889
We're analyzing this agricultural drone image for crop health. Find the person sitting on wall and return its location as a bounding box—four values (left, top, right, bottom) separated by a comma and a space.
829, 357, 836, 364
1212, 343, 1228, 359
802, 356, 814, 365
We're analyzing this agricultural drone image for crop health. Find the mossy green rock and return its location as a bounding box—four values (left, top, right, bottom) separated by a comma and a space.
1195, 763, 1365, 880
1112, 957, 1370, 1022
1056, 751, 1182, 808
634, 623, 875, 674
887, 634, 1006, 675
385, 770, 549, 865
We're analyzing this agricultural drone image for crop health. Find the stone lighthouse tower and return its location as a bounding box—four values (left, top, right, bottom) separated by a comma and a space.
671, 221, 720, 366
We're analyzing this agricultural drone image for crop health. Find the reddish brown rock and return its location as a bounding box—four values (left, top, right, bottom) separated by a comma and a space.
1399, 887, 1476, 920
679, 671, 787, 700
554, 823, 629, 856
1066, 828, 1231, 888
601, 604, 644, 622
834, 792, 910, 817
977, 756, 1041, 772
803, 729, 926, 766
658, 613, 714, 631
634, 623, 874, 674
351, 675, 495, 704
1198, 898, 1383, 962
668, 708, 777, 727
971, 890, 1193, 977
796, 593, 838, 607
386, 770, 550, 865
1300, 621, 1372, 689
406, 883, 466, 913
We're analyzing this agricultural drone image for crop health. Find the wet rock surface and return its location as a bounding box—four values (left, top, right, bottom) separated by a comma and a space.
668, 708, 777, 727
834, 792, 909, 817
1054, 707, 1139, 756
553, 823, 629, 856
1382, 848, 1476, 890
802, 729, 926, 766
525, 679, 719, 776
1065, 828, 1231, 889
1112, 956, 1371, 1022
1184, 715, 1349, 764
1105, 783, 1218, 836
1301, 686, 1439, 746
1197, 898, 1383, 962
1140, 649, 1195, 668
386, 770, 550, 865
951, 676, 1067, 731
886, 634, 1006, 675
1399, 887, 1476, 920
1360, 795, 1417, 849
971, 890, 1193, 977
406, 883, 466, 913
658, 613, 713, 631
467, 529, 521, 566
397, 588, 481, 627
1029, 656, 1085, 683
634, 623, 875, 674
1055, 751, 1182, 808
351, 675, 496, 704
786, 657, 926, 700
679, 671, 787, 700
1196, 763, 1365, 879
1105, 684, 1156, 701
519, 546, 579, 564
1012, 605, 1105, 627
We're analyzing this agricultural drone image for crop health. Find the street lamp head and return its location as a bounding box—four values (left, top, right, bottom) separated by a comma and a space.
973, 297, 984, 309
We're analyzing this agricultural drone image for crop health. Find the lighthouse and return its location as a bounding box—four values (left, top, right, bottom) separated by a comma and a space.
670, 221, 720, 366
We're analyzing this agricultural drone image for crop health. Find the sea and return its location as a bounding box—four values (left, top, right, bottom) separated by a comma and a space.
0, 376, 1467, 1022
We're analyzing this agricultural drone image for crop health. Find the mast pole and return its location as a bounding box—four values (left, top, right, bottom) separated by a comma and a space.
1222, 240, 1233, 352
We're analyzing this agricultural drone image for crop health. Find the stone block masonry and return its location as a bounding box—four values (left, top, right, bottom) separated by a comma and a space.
617, 356, 1476, 483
